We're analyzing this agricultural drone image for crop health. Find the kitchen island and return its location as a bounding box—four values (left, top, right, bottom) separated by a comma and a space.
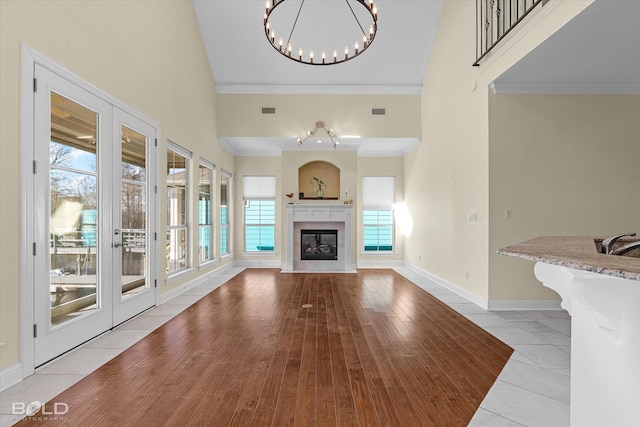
499, 236, 640, 427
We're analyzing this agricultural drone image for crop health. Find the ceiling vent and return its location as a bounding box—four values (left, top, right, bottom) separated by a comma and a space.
371, 107, 386, 116
261, 107, 276, 115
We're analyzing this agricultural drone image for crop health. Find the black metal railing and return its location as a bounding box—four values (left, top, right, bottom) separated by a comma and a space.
474, 0, 544, 66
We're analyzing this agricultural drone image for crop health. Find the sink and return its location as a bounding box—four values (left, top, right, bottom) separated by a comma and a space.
594, 238, 640, 258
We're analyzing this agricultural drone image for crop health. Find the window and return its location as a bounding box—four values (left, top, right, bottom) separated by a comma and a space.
167, 142, 191, 273
362, 176, 395, 252
219, 170, 231, 256
198, 159, 215, 264
243, 176, 276, 252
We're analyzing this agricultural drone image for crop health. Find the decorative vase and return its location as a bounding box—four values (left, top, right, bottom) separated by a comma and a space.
316, 189, 324, 199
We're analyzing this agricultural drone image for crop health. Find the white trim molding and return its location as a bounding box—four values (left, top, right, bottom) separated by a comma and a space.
357, 259, 405, 268
491, 82, 640, 95
486, 299, 563, 311
406, 264, 489, 309
0, 363, 23, 392
283, 204, 354, 272
159, 262, 236, 305
235, 259, 282, 268
405, 263, 565, 311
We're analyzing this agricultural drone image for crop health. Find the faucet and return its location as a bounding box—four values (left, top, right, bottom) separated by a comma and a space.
610, 240, 640, 256
600, 232, 636, 254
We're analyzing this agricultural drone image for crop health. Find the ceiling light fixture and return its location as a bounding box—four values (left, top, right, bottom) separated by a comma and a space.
264, 0, 378, 66
297, 121, 339, 149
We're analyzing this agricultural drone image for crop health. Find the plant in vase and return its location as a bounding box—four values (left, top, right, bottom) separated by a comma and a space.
311, 176, 326, 199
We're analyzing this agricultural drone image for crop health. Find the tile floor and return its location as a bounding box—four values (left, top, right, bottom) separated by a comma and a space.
0, 266, 571, 427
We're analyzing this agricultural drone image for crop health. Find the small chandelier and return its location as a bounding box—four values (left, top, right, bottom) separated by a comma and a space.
297, 121, 339, 149
264, 0, 378, 66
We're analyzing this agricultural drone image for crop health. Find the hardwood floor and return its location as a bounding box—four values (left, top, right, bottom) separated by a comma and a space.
18, 269, 512, 426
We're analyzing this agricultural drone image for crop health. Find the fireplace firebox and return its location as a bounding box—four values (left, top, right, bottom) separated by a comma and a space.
301, 229, 338, 260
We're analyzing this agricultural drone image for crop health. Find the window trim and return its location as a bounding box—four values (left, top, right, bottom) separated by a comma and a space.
166, 141, 191, 276
242, 176, 276, 253
362, 176, 395, 253
243, 199, 276, 253
219, 169, 232, 257
198, 158, 215, 266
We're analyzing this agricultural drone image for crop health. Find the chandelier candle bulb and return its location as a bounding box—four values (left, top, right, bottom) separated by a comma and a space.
264, 0, 378, 66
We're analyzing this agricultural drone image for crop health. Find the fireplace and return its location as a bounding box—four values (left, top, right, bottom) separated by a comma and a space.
301, 229, 338, 260
284, 204, 353, 272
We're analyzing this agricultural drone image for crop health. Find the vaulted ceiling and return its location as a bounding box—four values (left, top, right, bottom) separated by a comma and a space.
192, 0, 640, 155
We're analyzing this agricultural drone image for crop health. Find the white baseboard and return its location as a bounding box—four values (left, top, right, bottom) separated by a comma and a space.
487, 300, 563, 311
404, 263, 563, 312
0, 363, 23, 392
234, 260, 282, 268
357, 260, 405, 268
405, 264, 490, 309
159, 262, 237, 304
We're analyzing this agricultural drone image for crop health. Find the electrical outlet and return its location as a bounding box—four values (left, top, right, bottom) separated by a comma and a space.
505, 209, 512, 219
467, 211, 478, 222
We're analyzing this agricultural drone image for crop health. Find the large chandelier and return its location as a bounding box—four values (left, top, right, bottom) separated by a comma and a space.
264, 0, 378, 66
297, 121, 339, 149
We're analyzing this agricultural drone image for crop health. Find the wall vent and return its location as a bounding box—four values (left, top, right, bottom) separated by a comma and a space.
261, 107, 276, 115
371, 107, 386, 116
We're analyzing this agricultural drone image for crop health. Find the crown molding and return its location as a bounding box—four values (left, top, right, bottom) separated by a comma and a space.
215, 84, 422, 96
491, 82, 640, 95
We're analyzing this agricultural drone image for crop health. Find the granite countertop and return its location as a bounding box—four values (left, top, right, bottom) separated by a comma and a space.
498, 236, 640, 281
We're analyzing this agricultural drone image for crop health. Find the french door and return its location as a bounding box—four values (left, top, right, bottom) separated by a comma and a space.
33, 64, 157, 366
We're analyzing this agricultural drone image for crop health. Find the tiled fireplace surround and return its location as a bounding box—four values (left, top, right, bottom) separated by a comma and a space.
283, 204, 354, 272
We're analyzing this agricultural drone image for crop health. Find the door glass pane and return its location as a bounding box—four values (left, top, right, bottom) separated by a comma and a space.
49, 93, 99, 326
120, 126, 147, 300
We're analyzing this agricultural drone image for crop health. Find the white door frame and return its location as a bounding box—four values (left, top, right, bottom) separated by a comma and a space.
20, 44, 161, 377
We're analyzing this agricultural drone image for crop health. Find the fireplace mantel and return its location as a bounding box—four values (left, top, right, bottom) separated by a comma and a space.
283, 204, 354, 272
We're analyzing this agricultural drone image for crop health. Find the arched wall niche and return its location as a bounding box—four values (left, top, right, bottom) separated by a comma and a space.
298, 160, 340, 200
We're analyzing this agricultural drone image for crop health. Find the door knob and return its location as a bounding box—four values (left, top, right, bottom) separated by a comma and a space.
113, 241, 122, 248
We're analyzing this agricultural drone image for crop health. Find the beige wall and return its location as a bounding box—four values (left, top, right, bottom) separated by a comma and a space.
233, 152, 406, 267
217, 94, 421, 139
405, 0, 594, 303
0, 0, 231, 371
281, 150, 359, 265
489, 94, 640, 301
0, 0, 602, 375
